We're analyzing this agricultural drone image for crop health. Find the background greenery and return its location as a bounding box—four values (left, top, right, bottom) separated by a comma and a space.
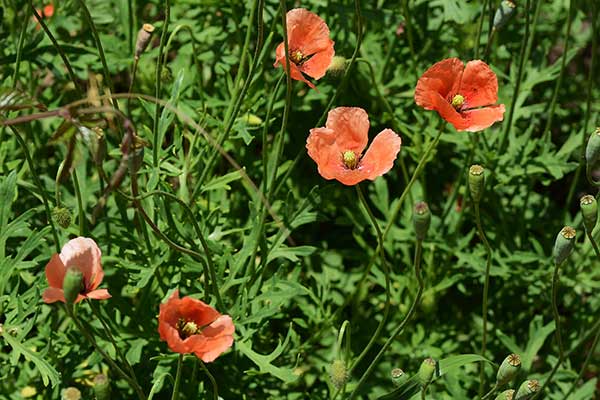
0, 0, 599, 398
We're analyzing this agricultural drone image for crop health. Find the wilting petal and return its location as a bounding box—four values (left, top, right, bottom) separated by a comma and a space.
60, 237, 102, 289
360, 129, 402, 180
45, 254, 65, 288
324, 107, 369, 153
460, 60, 499, 108
415, 58, 464, 108
300, 41, 335, 80
43, 287, 65, 303
86, 289, 111, 300
461, 105, 506, 132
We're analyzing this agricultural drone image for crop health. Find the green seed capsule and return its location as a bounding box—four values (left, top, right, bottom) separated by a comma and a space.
93, 374, 111, 400
585, 128, 600, 167
330, 359, 349, 389
63, 268, 83, 304
391, 368, 408, 387
418, 358, 436, 386
515, 379, 540, 400
413, 201, 431, 241
135, 23, 155, 59
493, 1, 516, 30
552, 226, 576, 265
496, 353, 521, 387
495, 389, 515, 400
580, 195, 598, 233
468, 165, 485, 203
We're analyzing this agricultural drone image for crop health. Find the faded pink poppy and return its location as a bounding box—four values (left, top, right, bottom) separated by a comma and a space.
274, 8, 335, 89
43, 237, 111, 304
306, 107, 402, 185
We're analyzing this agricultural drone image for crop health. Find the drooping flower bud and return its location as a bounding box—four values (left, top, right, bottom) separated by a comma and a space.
418, 358, 436, 386
585, 127, 600, 168
413, 201, 431, 241
128, 137, 145, 174
93, 374, 111, 400
469, 165, 485, 203
327, 56, 347, 78
391, 368, 408, 387
515, 379, 539, 400
496, 353, 521, 387
61, 387, 82, 400
135, 23, 155, 59
52, 207, 72, 229
580, 195, 598, 233
330, 359, 349, 389
63, 267, 83, 304
493, 1, 516, 30
495, 389, 515, 400
552, 226, 576, 265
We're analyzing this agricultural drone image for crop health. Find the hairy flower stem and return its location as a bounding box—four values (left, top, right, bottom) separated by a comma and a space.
12, 10, 28, 88
474, 201, 492, 398
152, 0, 170, 166
199, 361, 219, 400
349, 237, 424, 400
72, 169, 85, 236
65, 304, 146, 400
170, 354, 183, 400
531, 260, 566, 399
474, 0, 490, 59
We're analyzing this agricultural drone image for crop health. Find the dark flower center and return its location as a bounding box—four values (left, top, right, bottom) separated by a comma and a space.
176, 318, 199, 339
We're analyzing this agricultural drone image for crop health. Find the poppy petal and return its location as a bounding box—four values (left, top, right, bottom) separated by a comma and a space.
179, 296, 220, 328
299, 40, 335, 80
430, 92, 471, 131
306, 127, 345, 180
86, 289, 111, 300
286, 8, 331, 55
360, 129, 402, 180
330, 169, 372, 186
45, 253, 65, 288
194, 335, 235, 362
415, 58, 464, 107
60, 237, 102, 289
43, 287, 65, 303
274, 43, 316, 89
324, 107, 369, 153
461, 104, 506, 132
459, 60, 499, 108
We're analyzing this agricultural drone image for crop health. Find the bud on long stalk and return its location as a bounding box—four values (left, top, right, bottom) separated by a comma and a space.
585, 128, 600, 168
580, 195, 598, 233
52, 207, 72, 229
135, 23, 155, 60
552, 226, 576, 265
330, 359, 349, 389
496, 353, 521, 387
493, 1, 516, 30
469, 165, 485, 203
413, 201, 431, 241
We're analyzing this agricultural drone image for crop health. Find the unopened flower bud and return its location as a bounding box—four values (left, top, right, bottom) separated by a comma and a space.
552, 226, 576, 265
496, 354, 521, 387
92, 127, 106, 166
493, 1, 516, 30
515, 379, 540, 400
469, 165, 485, 203
391, 368, 408, 387
580, 195, 598, 233
327, 56, 347, 78
585, 128, 600, 168
93, 374, 110, 400
128, 138, 145, 174
495, 389, 515, 400
418, 358, 436, 386
52, 207, 72, 229
413, 201, 431, 241
63, 267, 83, 304
135, 23, 155, 59
61, 387, 81, 400
329, 359, 349, 389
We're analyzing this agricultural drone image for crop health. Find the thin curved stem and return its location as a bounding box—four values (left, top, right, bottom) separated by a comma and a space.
199, 361, 219, 400
349, 238, 424, 400
481, 384, 498, 400
12, 10, 29, 88
474, 202, 492, 398
152, 0, 170, 166
72, 169, 85, 236
474, 0, 490, 59
170, 354, 183, 400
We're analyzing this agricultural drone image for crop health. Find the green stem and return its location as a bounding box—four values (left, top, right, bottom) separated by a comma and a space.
474, 0, 490, 59
72, 169, 85, 236
199, 361, 219, 400
481, 384, 498, 400
152, 0, 170, 166
401, 0, 418, 80
170, 354, 183, 400
65, 304, 146, 400
474, 202, 492, 398
12, 9, 28, 88
349, 238, 424, 400
531, 260, 566, 399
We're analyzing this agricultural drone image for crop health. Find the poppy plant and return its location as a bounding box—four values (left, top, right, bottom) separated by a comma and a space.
43, 237, 111, 304
158, 290, 235, 362
274, 8, 335, 89
306, 107, 402, 186
415, 58, 505, 132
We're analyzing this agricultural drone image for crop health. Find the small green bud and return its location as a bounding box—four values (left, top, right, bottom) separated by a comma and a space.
585, 127, 600, 167
552, 226, 576, 265
135, 23, 155, 59
61, 387, 81, 400
329, 359, 349, 389
493, 1, 516, 30
469, 165, 485, 203
327, 56, 347, 78
495, 389, 515, 400
63, 267, 84, 304
93, 374, 110, 400
52, 207, 72, 229
580, 195, 598, 233
418, 358, 436, 386
496, 353, 521, 387
391, 368, 408, 387
413, 201, 431, 241
515, 379, 540, 400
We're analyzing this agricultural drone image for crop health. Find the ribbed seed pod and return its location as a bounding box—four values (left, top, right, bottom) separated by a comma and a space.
63, 268, 83, 304
493, 1, 516, 30
580, 195, 598, 233
515, 379, 539, 399
585, 127, 600, 167
496, 353, 521, 387
413, 201, 431, 241
391, 368, 408, 387
495, 389, 515, 400
552, 226, 576, 265
469, 165, 485, 203
135, 23, 155, 59
418, 358, 436, 386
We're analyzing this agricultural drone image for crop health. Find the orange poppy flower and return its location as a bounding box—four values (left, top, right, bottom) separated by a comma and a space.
43, 237, 111, 304
274, 8, 335, 89
158, 290, 234, 362
415, 58, 505, 132
306, 107, 402, 186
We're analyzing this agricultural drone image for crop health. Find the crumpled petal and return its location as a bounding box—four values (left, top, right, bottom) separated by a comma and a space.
415, 58, 464, 108
459, 60, 499, 109
59, 237, 102, 290
461, 105, 506, 132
